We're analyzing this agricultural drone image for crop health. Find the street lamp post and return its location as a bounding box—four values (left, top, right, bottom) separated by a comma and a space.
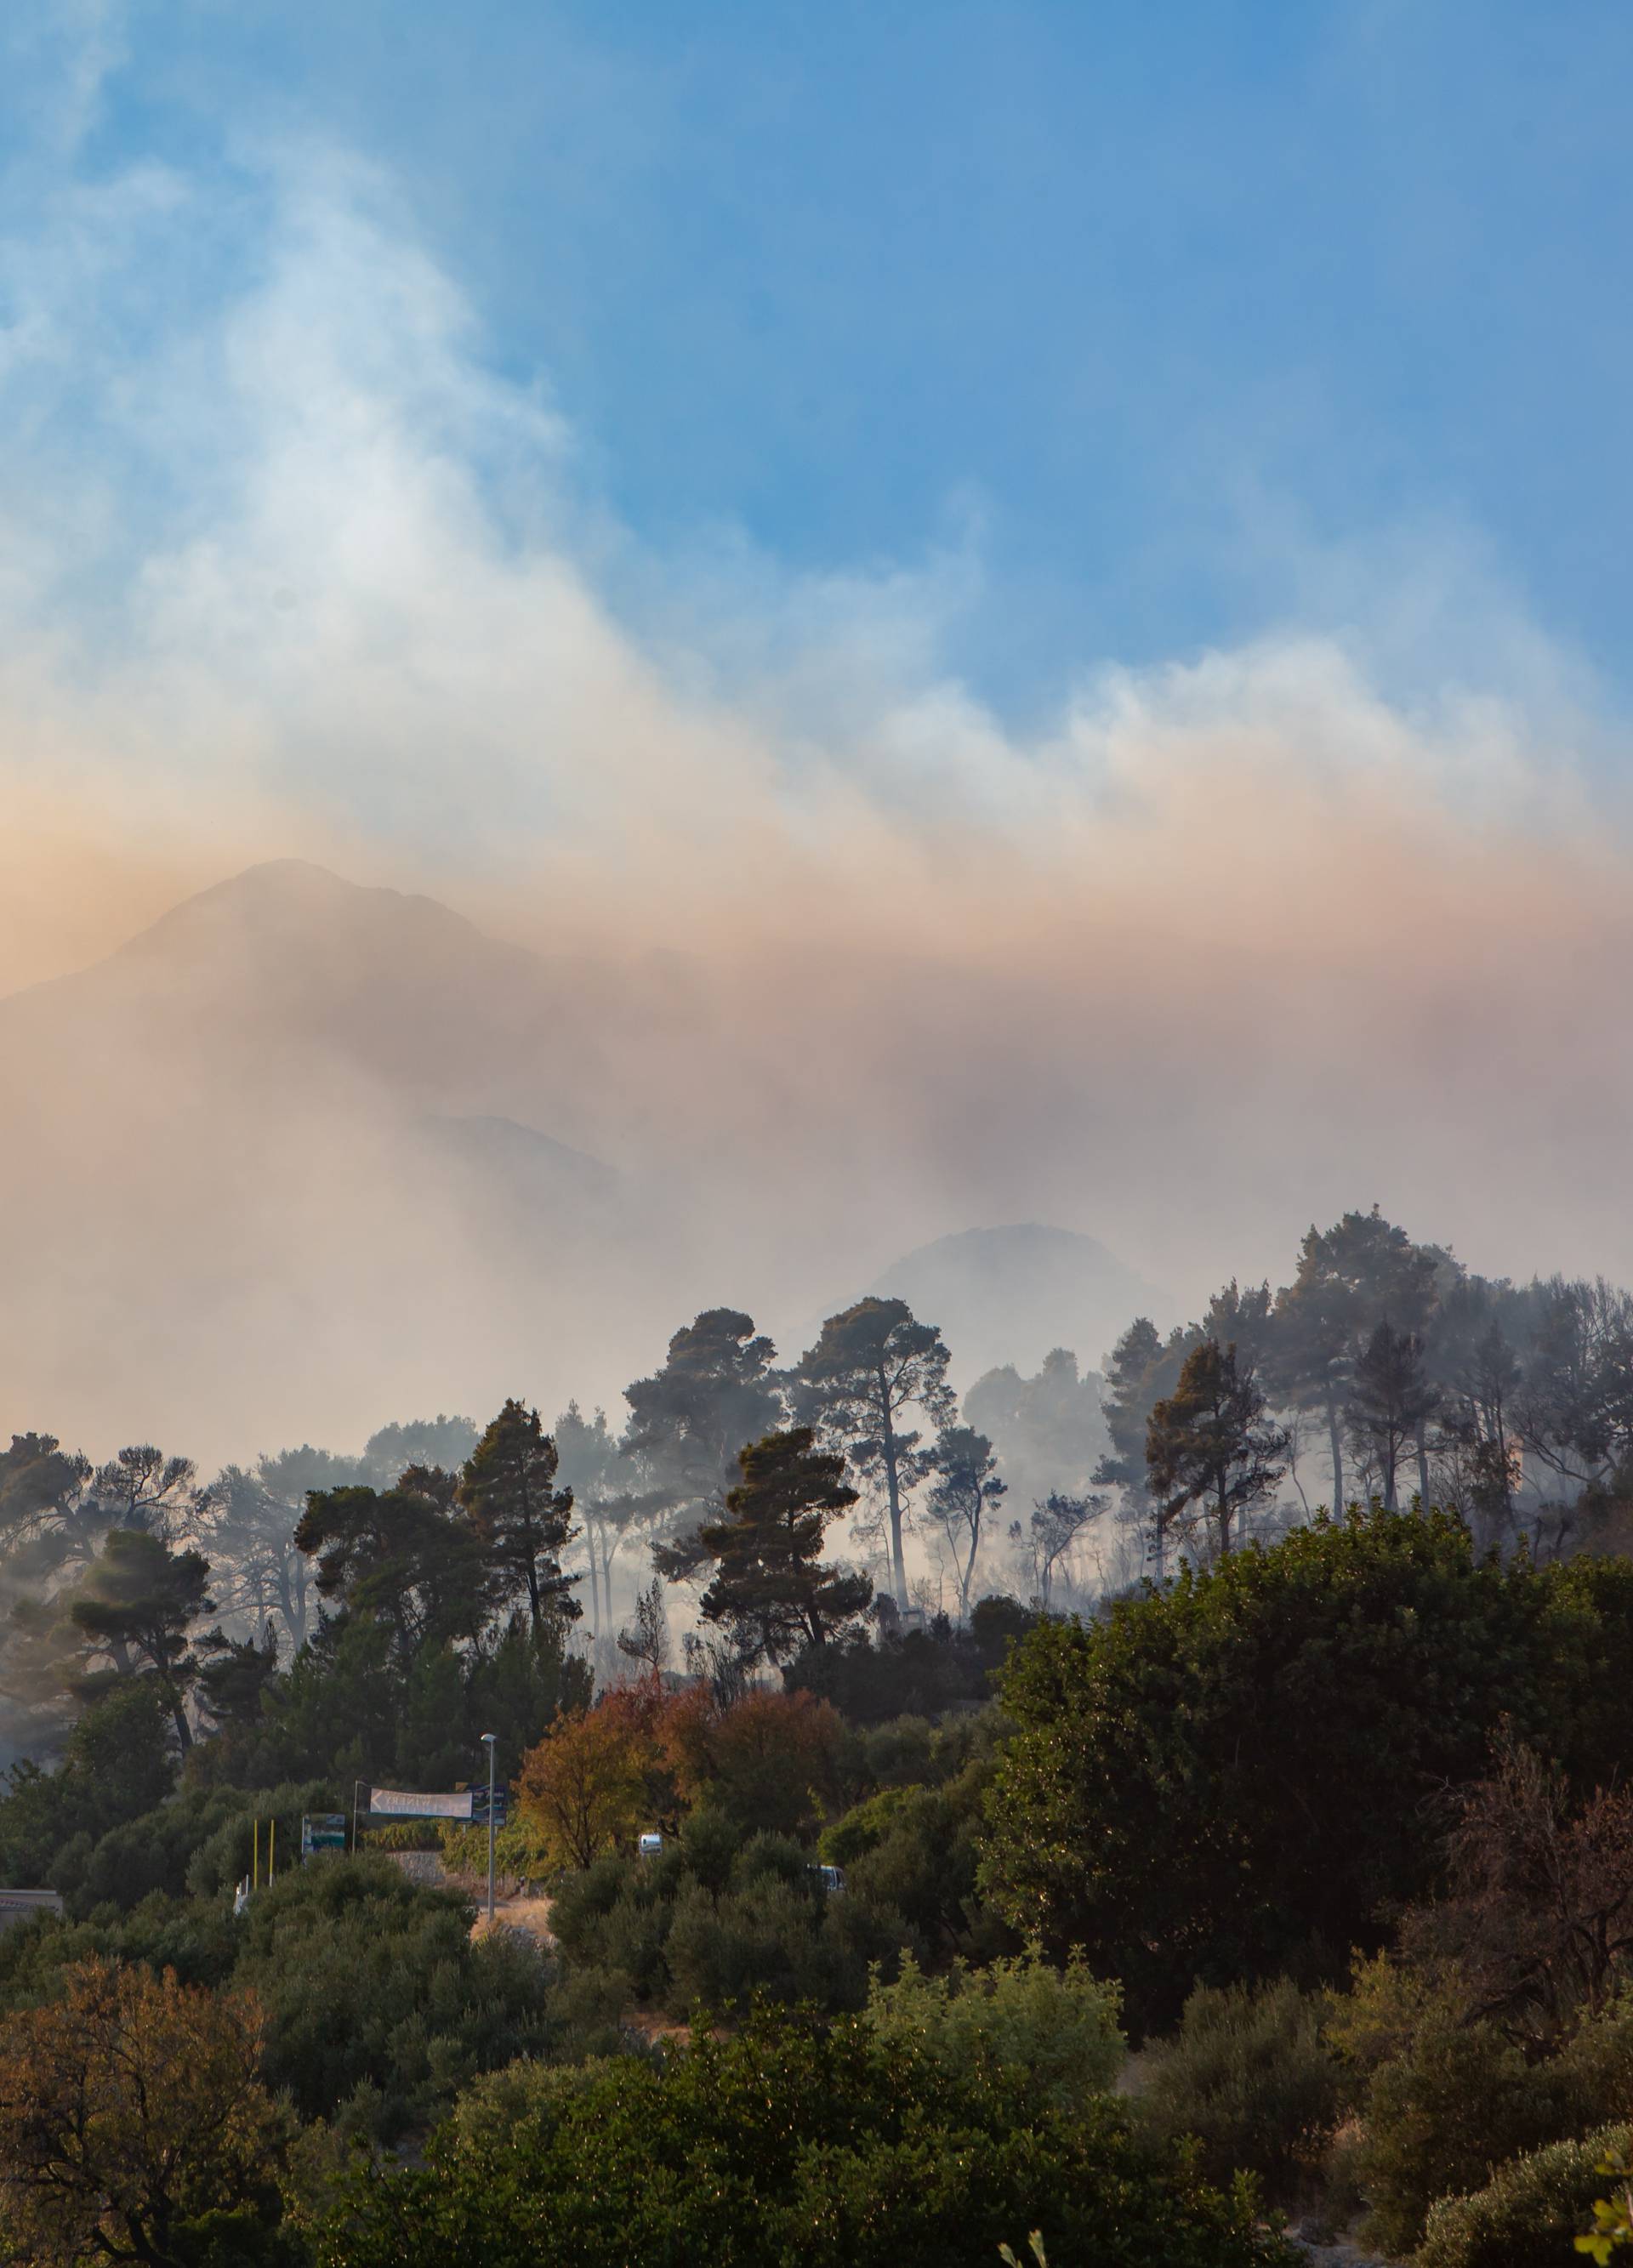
481, 1732, 497, 1926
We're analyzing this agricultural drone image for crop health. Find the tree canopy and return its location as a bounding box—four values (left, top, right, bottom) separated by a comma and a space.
791, 1297, 953, 1608
697, 1430, 871, 1665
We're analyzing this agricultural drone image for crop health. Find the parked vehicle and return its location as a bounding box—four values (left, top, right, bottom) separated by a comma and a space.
638, 1830, 663, 1859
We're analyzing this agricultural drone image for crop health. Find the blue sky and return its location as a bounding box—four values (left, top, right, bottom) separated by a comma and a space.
9, 0, 1633, 729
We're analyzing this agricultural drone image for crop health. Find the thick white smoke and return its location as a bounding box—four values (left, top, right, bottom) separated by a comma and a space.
3, 99, 1633, 1461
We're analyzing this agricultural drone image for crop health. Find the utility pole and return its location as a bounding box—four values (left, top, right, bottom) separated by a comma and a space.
481, 1731, 497, 1926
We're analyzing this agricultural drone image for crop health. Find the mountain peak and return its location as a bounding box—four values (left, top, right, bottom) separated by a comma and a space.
867, 1221, 1173, 1379
130, 857, 473, 946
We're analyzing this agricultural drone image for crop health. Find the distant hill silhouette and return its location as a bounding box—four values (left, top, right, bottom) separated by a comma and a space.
868, 1223, 1172, 1380
0, 861, 644, 1455
0, 862, 1172, 1460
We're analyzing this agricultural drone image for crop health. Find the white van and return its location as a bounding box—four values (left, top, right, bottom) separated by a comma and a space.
637, 1831, 663, 1859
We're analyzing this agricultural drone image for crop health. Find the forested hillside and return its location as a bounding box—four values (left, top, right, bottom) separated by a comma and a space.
3, 1206, 1633, 2264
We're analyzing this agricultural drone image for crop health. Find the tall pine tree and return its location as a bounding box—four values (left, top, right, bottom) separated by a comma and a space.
696, 1429, 870, 1665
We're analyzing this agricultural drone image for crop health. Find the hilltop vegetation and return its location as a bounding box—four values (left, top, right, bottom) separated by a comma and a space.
3, 1207, 1633, 2261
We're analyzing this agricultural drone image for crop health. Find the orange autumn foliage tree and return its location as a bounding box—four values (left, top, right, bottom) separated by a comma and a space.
0, 1956, 288, 2268
662, 1685, 845, 1840
518, 1680, 851, 1871
519, 1681, 677, 1870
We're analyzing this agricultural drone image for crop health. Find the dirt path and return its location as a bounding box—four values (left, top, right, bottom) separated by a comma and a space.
1289, 2236, 1388, 2265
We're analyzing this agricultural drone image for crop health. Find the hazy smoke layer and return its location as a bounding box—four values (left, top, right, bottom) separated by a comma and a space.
3, 111, 1632, 1461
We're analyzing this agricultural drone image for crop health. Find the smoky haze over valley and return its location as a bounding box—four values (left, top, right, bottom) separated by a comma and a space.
1, 833, 1630, 1467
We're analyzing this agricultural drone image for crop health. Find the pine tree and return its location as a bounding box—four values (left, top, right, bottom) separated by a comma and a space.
1146, 1339, 1287, 1560
790, 1298, 953, 1609
922, 1425, 1006, 1623
64, 1529, 215, 1749
1346, 1319, 1437, 1510
697, 1430, 870, 1664
458, 1401, 581, 1639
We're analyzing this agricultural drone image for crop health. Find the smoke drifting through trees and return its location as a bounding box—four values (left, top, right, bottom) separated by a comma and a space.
7, 1202, 1633, 1787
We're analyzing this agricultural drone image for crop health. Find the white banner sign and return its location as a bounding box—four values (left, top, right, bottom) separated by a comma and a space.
367, 1788, 474, 1820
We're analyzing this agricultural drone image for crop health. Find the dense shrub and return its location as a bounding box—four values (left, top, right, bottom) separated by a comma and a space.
52, 1778, 342, 1917
317, 2003, 1299, 2268
0, 1685, 176, 1887
0, 1856, 570, 2142
785, 1599, 1037, 1726
822, 1744, 1012, 1961
981, 1507, 1633, 2021
1326, 1970, 1633, 2254
1356, 2013, 1582, 2254
551, 1820, 908, 2017
1135, 1980, 1346, 2204
0, 1888, 242, 2006
1416, 2125, 1630, 2268
231, 1856, 557, 2137
865, 1946, 1124, 2107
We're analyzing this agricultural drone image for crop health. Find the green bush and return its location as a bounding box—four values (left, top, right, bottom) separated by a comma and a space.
1135, 1979, 1345, 2204
1555, 1994, 1633, 2116
865, 1946, 1124, 2110
825, 1751, 1012, 1962
784, 1611, 1032, 1725
0, 1685, 177, 1885
0, 1888, 242, 2007
234, 1856, 555, 2138
1344, 1987, 1633, 2255
56, 1778, 341, 1916
0, 1855, 571, 2143
1357, 2013, 1579, 2255
980, 1507, 1633, 2023
1417, 2124, 1630, 2268
316, 2003, 1300, 2268
550, 1822, 913, 2019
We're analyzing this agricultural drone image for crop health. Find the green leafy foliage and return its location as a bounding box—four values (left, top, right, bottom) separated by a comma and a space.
233, 1857, 556, 2139
213, 1611, 589, 1791
821, 1741, 1015, 1963
316, 2002, 1299, 2268
1579, 2147, 1633, 2261
786, 1600, 1033, 1723
550, 1819, 908, 2017
1349, 1996, 1633, 2254
1411, 2127, 1632, 2268
981, 1504, 1633, 2021
1134, 1980, 1346, 2205
0, 1682, 175, 1886
863, 1945, 1124, 2108
0, 1856, 566, 2144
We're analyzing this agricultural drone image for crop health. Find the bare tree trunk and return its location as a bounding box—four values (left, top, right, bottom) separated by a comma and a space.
1414, 1418, 1431, 1510
583, 1509, 601, 1633
879, 1369, 908, 1608
1327, 1401, 1346, 1512
959, 1509, 982, 1621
